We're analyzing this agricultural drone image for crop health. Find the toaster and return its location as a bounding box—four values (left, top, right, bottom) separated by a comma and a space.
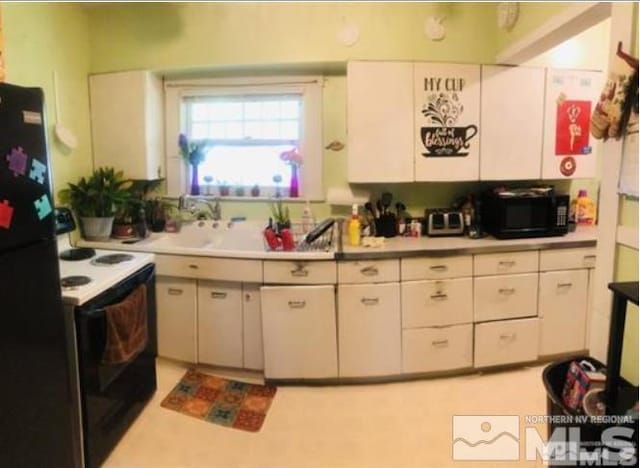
425, 209, 465, 236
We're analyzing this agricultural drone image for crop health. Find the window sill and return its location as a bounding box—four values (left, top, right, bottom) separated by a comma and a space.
170, 195, 325, 203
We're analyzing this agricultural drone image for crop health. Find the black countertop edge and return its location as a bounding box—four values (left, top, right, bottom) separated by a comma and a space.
335, 239, 597, 260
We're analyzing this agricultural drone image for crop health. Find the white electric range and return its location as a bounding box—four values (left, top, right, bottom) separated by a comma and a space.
57, 235, 155, 306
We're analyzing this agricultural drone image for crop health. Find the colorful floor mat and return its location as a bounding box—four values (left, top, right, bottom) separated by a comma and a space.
161, 369, 277, 432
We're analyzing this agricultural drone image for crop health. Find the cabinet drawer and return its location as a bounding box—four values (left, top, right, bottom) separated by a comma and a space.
474, 273, 538, 322
539, 248, 596, 271
260, 285, 338, 379
474, 251, 539, 276
539, 270, 588, 356
338, 259, 399, 283
402, 324, 473, 374
338, 283, 401, 377
156, 276, 197, 362
401, 278, 472, 328
263, 260, 336, 284
401, 255, 472, 280
474, 318, 539, 368
155, 254, 262, 282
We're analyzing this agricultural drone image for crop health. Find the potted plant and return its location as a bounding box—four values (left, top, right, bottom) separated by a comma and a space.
58, 167, 131, 240
269, 198, 290, 232
251, 184, 260, 197
218, 180, 230, 197
112, 178, 165, 238
234, 185, 245, 197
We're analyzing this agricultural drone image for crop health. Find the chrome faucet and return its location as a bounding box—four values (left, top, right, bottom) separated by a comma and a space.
178, 195, 221, 221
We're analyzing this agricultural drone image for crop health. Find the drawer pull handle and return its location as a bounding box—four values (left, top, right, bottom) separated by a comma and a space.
168, 288, 183, 296
499, 333, 517, 341
499, 288, 516, 295
290, 268, 309, 277
288, 300, 306, 309
429, 265, 448, 272
188, 264, 199, 270
211, 291, 228, 299
361, 297, 380, 306
430, 293, 448, 300
583, 255, 596, 260
498, 261, 516, 267
431, 339, 449, 347
557, 282, 573, 288
245, 293, 252, 301
360, 266, 379, 276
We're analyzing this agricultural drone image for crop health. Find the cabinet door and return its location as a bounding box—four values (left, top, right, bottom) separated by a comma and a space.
261, 285, 338, 379
347, 61, 414, 182
538, 270, 588, 356
337, 283, 402, 377
414, 62, 481, 181
242, 284, 263, 370
541, 69, 603, 179
198, 281, 243, 368
89, 71, 163, 180
480, 65, 545, 180
156, 276, 197, 362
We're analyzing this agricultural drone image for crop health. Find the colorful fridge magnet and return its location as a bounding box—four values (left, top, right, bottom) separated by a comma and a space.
0, 199, 14, 229
29, 159, 46, 185
33, 194, 52, 220
6, 147, 28, 177
555, 98, 592, 155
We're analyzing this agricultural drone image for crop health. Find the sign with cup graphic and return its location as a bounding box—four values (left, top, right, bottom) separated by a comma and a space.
417, 66, 480, 158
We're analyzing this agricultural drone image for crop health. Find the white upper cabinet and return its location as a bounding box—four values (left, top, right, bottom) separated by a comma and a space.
541, 69, 603, 179
89, 70, 164, 180
480, 65, 546, 180
414, 62, 481, 181
347, 61, 414, 182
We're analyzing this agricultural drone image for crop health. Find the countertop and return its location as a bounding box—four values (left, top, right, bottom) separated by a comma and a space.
77, 224, 598, 261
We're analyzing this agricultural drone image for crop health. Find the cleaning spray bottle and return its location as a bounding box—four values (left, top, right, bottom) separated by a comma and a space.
301, 199, 314, 234
572, 189, 596, 225
348, 204, 361, 247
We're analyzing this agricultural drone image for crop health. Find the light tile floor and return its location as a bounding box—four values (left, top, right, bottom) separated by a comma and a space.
104, 359, 549, 468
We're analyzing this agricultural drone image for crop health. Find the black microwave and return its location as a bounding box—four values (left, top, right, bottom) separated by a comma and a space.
480, 187, 570, 239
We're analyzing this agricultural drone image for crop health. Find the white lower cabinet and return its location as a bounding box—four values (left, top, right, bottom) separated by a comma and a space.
156, 276, 197, 362
242, 284, 264, 370
337, 283, 402, 377
474, 318, 539, 368
261, 285, 338, 379
474, 273, 539, 322
198, 281, 243, 368
402, 324, 473, 374
538, 270, 589, 356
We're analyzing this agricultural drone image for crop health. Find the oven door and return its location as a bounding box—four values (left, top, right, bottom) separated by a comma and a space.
74, 263, 157, 468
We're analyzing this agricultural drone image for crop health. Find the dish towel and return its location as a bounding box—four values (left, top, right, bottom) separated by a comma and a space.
102, 284, 148, 365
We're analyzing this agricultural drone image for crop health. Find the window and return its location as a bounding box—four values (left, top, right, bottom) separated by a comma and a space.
164, 77, 323, 199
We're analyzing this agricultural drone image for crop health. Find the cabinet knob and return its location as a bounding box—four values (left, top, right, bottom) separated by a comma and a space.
557, 282, 573, 289
499, 333, 517, 341
431, 339, 449, 347
360, 266, 379, 276
168, 288, 183, 296
429, 265, 448, 272
498, 287, 516, 295
211, 291, 228, 299
360, 297, 380, 306
188, 264, 199, 270
290, 267, 309, 277
498, 260, 516, 268
288, 300, 306, 309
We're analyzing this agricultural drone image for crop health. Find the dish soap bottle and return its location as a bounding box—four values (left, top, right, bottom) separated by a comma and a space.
301, 199, 314, 234
573, 189, 596, 225
348, 204, 361, 246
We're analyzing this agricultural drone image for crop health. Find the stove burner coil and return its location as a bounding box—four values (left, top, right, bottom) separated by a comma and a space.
92, 254, 135, 265
59, 248, 96, 261
61, 276, 92, 288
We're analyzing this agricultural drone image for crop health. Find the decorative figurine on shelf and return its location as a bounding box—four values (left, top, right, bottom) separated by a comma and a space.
178, 133, 207, 196
272, 174, 283, 198
203, 175, 214, 195
280, 147, 303, 198
251, 184, 261, 197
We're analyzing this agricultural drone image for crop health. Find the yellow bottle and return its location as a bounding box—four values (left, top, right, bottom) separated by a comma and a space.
575, 189, 596, 225
348, 204, 361, 246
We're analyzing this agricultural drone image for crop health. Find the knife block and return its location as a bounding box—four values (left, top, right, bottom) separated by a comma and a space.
375, 214, 397, 238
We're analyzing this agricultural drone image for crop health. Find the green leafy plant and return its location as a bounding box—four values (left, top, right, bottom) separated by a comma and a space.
269, 198, 290, 228
114, 178, 165, 224
59, 167, 132, 217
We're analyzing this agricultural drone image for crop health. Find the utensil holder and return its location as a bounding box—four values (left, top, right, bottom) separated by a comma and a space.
375, 214, 397, 238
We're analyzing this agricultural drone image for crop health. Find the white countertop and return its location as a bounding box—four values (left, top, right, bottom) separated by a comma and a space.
76, 222, 597, 261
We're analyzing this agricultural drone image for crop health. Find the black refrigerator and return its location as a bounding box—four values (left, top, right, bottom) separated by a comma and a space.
0, 82, 82, 467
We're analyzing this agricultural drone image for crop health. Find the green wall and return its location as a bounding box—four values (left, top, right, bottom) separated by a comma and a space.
3, 3, 92, 199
